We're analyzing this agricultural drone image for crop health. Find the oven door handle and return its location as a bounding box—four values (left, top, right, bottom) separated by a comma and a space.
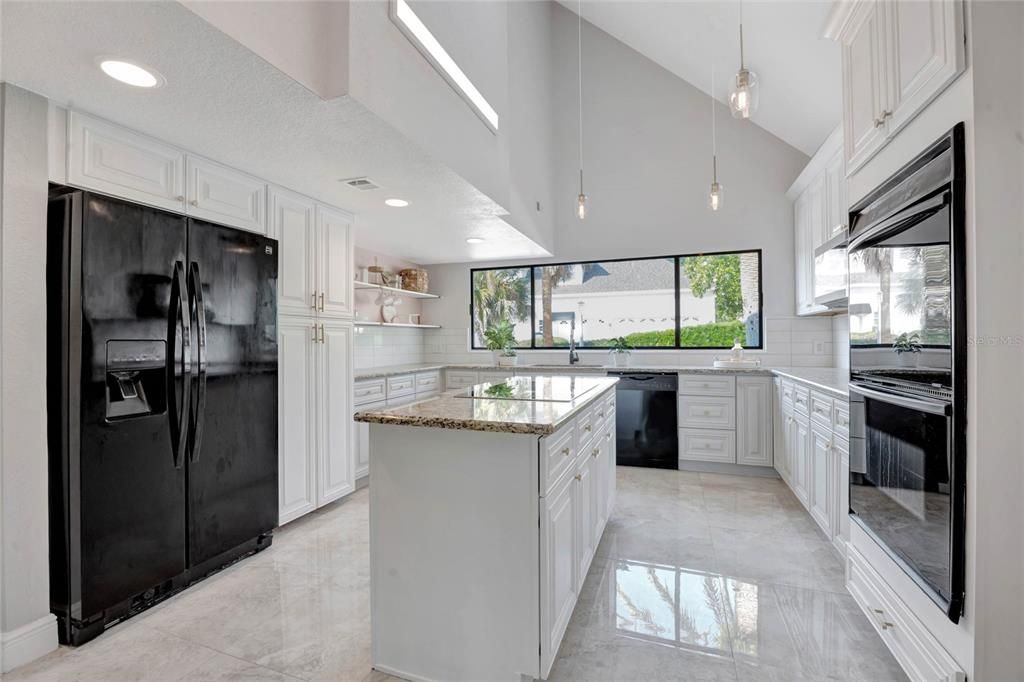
849, 192, 948, 253
849, 383, 951, 416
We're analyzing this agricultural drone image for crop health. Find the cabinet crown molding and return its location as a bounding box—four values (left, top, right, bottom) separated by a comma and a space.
822, 0, 865, 42
787, 125, 843, 200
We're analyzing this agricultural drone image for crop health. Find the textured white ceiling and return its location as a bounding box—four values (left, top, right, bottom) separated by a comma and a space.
1, 0, 550, 264
558, 0, 841, 156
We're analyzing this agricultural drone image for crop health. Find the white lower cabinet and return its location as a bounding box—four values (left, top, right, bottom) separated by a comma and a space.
678, 372, 772, 469
809, 424, 833, 533
354, 399, 384, 480
574, 455, 595, 586
540, 471, 577, 676
317, 322, 355, 505
775, 377, 851, 556
278, 316, 354, 525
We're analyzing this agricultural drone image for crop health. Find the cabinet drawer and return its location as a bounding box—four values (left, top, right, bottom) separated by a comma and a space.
541, 424, 577, 496
354, 379, 386, 406
833, 401, 850, 441
793, 385, 810, 416
679, 396, 736, 430
445, 370, 478, 390
415, 371, 441, 393
386, 374, 416, 398
781, 380, 795, 409
575, 405, 598, 448
679, 428, 736, 463
385, 393, 418, 408
810, 390, 834, 429
678, 374, 735, 397
603, 390, 616, 415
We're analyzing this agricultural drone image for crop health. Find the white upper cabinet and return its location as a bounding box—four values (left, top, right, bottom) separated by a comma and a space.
831, 0, 965, 173
67, 111, 185, 211
884, 0, 965, 132
318, 321, 355, 505
824, 148, 848, 240
316, 205, 354, 319
185, 156, 266, 234
270, 188, 317, 318
841, 1, 889, 172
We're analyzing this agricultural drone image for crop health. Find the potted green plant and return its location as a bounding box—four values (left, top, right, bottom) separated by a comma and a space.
892, 332, 922, 367
608, 336, 633, 368
483, 322, 518, 366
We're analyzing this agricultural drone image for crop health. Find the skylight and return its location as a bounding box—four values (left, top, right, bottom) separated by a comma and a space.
390, 0, 500, 132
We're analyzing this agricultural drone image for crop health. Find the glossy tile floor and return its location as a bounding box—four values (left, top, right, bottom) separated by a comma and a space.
6, 469, 906, 681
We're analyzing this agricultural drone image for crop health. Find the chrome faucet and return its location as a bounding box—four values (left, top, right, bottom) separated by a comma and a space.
568, 318, 580, 365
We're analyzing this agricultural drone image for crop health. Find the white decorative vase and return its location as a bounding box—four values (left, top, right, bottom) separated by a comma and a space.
611, 351, 630, 368
497, 355, 519, 367
897, 352, 919, 368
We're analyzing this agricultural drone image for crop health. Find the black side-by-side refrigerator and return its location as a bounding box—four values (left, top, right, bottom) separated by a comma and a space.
47, 189, 279, 645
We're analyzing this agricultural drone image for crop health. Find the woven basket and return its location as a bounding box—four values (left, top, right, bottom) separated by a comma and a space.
399, 268, 429, 293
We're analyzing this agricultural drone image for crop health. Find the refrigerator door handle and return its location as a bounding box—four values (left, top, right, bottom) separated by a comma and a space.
188, 262, 209, 462
168, 261, 192, 469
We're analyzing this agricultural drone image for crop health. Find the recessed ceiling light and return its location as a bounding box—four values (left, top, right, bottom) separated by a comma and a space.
98, 59, 164, 88
465, 237, 485, 244
384, 198, 409, 208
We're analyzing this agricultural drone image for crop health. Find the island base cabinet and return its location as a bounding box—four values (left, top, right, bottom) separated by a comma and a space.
541, 472, 577, 677
367, 389, 617, 682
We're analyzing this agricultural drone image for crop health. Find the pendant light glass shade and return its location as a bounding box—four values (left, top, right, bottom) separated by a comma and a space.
577, 192, 588, 220
708, 181, 722, 211
729, 68, 759, 119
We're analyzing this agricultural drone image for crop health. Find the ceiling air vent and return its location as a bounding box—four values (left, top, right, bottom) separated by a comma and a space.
340, 177, 380, 191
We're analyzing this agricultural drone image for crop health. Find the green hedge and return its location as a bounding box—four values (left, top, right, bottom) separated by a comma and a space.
585, 321, 748, 348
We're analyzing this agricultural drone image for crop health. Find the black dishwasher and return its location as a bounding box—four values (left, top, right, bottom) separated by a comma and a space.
608, 371, 678, 469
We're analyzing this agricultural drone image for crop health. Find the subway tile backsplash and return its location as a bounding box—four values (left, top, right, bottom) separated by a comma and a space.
354, 316, 840, 371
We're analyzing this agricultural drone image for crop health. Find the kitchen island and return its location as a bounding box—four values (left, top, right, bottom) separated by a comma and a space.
354, 375, 618, 682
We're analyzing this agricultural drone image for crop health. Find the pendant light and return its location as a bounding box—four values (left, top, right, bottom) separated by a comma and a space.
709, 68, 723, 211
576, 0, 587, 220
729, 0, 759, 119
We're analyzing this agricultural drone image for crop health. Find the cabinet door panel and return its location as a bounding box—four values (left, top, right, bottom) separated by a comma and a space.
575, 458, 595, 586
68, 111, 184, 211
793, 416, 810, 507
278, 319, 317, 524
843, 1, 888, 172
541, 475, 577, 677
270, 188, 316, 317
317, 205, 353, 318
737, 377, 773, 467
886, 0, 965, 133
809, 427, 832, 533
318, 322, 354, 505
354, 399, 385, 480
186, 157, 265, 233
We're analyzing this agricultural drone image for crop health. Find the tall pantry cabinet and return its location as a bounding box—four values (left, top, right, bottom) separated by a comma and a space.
272, 188, 357, 524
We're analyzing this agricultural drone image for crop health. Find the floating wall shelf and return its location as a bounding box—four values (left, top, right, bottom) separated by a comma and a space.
354, 280, 441, 300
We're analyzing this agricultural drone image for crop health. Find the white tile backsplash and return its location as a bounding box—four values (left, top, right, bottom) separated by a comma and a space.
353, 326, 427, 369
419, 315, 840, 368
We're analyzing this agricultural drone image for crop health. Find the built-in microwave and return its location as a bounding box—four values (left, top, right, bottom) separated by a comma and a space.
813, 232, 848, 309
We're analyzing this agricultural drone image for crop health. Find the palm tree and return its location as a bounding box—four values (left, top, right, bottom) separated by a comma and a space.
540, 265, 574, 346
472, 269, 529, 345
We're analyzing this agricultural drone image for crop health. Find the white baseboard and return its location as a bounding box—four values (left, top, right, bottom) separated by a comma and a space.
1, 614, 58, 673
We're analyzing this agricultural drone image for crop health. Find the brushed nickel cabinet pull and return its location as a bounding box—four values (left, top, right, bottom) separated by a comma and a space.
319, 292, 325, 312
311, 292, 318, 310
574, 473, 582, 481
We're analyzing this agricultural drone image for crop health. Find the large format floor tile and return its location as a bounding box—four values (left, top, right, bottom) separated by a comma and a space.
5, 469, 905, 681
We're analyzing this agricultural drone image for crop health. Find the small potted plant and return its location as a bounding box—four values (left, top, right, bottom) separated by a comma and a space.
892, 332, 922, 367
483, 322, 517, 366
608, 336, 633, 368
497, 343, 519, 367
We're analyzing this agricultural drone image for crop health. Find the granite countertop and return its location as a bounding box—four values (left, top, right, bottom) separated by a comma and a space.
771, 367, 849, 399
354, 362, 775, 380
353, 376, 619, 435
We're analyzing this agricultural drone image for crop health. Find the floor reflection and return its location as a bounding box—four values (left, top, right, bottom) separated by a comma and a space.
614, 559, 738, 658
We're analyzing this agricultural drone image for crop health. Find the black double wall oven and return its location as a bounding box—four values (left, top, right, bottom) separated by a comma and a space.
846, 123, 966, 623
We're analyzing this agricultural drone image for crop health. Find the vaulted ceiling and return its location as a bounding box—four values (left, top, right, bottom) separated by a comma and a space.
559, 0, 841, 156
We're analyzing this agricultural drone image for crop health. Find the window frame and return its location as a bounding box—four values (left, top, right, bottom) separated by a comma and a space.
469, 249, 764, 351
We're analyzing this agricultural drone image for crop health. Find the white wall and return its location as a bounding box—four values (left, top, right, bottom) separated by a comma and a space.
966, 2, 1024, 678
422, 5, 826, 370
0, 83, 57, 671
